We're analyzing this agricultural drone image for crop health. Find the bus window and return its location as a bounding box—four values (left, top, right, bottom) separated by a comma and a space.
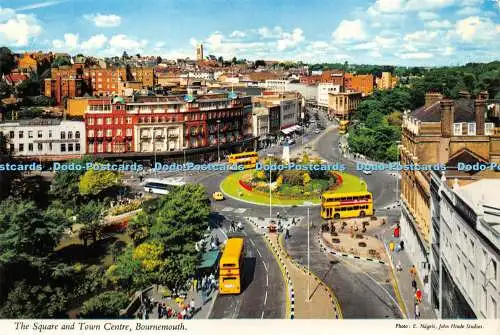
223, 277, 237, 281
353, 206, 359, 210
223, 263, 236, 268
335, 208, 340, 212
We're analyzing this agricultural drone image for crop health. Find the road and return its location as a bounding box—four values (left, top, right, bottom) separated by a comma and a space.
209, 217, 285, 319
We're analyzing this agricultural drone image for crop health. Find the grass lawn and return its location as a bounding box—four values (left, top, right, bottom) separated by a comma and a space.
220, 170, 366, 206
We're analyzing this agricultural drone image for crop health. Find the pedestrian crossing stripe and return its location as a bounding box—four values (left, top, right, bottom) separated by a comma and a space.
234, 208, 247, 214
221, 207, 233, 212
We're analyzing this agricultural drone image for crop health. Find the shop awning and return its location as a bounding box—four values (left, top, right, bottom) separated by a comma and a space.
280, 125, 301, 135
197, 250, 220, 270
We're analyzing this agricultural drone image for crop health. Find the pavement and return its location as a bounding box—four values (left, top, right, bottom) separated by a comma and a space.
381, 224, 436, 319
265, 232, 339, 319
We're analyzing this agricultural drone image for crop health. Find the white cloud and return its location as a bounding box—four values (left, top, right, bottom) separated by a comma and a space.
189, 38, 199, 47
230, 30, 246, 38
418, 11, 440, 20
84, 13, 121, 27
369, 50, 383, 58
276, 28, 304, 50
52, 33, 78, 49
257, 26, 283, 39
109, 34, 147, 50
454, 16, 500, 42
332, 19, 367, 43
374, 35, 398, 48
310, 41, 330, 49
206, 32, 224, 49
397, 52, 434, 59
425, 20, 452, 29
154, 41, 165, 48
81, 34, 107, 49
456, 6, 481, 16
0, 11, 42, 46
351, 42, 377, 50
369, 0, 464, 15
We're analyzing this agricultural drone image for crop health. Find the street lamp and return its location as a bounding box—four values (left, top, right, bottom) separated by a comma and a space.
217, 120, 221, 163
267, 154, 273, 220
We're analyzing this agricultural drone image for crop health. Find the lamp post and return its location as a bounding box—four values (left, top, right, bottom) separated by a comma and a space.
217, 120, 221, 163
152, 127, 157, 176
267, 154, 273, 220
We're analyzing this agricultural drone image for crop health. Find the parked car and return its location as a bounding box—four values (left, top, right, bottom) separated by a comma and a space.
362, 170, 372, 175
212, 192, 224, 200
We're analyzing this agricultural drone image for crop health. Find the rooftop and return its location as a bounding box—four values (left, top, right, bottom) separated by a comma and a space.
410, 98, 478, 123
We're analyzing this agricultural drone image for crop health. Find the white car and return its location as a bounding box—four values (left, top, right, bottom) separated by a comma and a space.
314, 129, 321, 134
362, 170, 372, 175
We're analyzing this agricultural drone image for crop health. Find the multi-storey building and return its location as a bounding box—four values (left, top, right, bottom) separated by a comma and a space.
130, 67, 155, 87
317, 83, 341, 109
300, 75, 321, 85
85, 97, 136, 154
83, 93, 254, 158
0, 118, 86, 160
44, 68, 84, 106
83, 67, 127, 96
252, 92, 301, 133
320, 70, 344, 86
430, 174, 499, 319
252, 107, 269, 138
260, 80, 288, 93
399, 92, 500, 301
379, 72, 397, 90
344, 73, 374, 96
328, 91, 362, 119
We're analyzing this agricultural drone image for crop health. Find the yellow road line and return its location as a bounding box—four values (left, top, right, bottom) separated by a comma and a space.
262, 234, 290, 319
278, 234, 343, 319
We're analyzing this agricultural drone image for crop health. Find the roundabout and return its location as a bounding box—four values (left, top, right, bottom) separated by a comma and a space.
219, 169, 368, 207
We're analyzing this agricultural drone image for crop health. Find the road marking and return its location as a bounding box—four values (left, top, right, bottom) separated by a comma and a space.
263, 290, 268, 306
263, 261, 268, 273
249, 238, 255, 246
256, 248, 262, 257
221, 207, 234, 212
234, 208, 247, 214
266, 274, 269, 287
261, 311, 265, 319
218, 228, 228, 240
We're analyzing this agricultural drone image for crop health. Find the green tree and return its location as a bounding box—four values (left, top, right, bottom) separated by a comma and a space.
79, 291, 129, 319
0, 281, 69, 318
127, 211, 152, 246
0, 47, 15, 76
50, 156, 95, 205
77, 201, 105, 247
79, 167, 121, 196
51, 56, 71, 68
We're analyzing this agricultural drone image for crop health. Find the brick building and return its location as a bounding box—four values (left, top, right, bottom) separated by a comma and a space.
399, 92, 500, 302
319, 70, 344, 86
328, 91, 362, 119
44, 66, 84, 106
83, 67, 127, 96
130, 67, 155, 87
344, 73, 374, 96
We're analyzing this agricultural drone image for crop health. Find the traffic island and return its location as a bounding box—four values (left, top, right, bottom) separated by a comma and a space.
265, 233, 340, 319
319, 217, 388, 263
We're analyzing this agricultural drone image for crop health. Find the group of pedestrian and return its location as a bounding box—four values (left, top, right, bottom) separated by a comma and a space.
409, 265, 423, 319
229, 221, 243, 232
157, 303, 174, 319
200, 273, 217, 292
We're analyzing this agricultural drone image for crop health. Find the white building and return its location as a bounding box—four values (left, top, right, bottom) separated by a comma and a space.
0, 119, 86, 159
262, 80, 288, 93
317, 83, 341, 108
181, 71, 215, 81
252, 107, 269, 138
430, 172, 499, 319
287, 83, 318, 100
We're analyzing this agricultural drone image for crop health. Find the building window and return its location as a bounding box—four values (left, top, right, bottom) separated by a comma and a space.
19, 144, 23, 152
126, 117, 132, 124
97, 118, 103, 125
68, 143, 73, 152
485, 123, 494, 135
68, 131, 73, 139
61, 144, 66, 152
106, 129, 112, 137
28, 143, 33, 152
49, 143, 52, 151
468, 123, 476, 135
28, 131, 33, 138
106, 118, 112, 125
126, 128, 132, 136
9, 131, 14, 138
61, 131, 66, 139
76, 143, 80, 151
75, 131, 80, 139
38, 143, 43, 151
49, 130, 52, 138
19, 131, 23, 138
88, 118, 94, 125
453, 123, 462, 136
116, 129, 122, 136
37, 130, 42, 138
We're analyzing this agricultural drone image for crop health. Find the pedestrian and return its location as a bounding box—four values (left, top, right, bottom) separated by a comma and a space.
157, 303, 162, 318
177, 311, 183, 319
399, 240, 404, 251
414, 303, 420, 319
181, 307, 187, 319
190, 299, 196, 314
411, 279, 417, 291
396, 260, 402, 272
285, 228, 290, 239
409, 265, 417, 279
416, 288, 422, 303
201, 276, 207, 291
277, 211, 280, 219
394, 226, 400, 238
193, 278, 198, 293
389, 241, 395, 252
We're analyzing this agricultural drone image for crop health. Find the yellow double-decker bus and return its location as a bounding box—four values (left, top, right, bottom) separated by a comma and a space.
219, 237, 245, 295
320, 191, 374, 220
228, 151, 258, 169
338, 120, 350, 134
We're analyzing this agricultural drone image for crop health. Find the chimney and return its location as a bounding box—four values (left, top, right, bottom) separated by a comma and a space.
475, 98, 486, 136
425, 92, 443, 108
458, 90, 471, 99
440, 99, 454, 137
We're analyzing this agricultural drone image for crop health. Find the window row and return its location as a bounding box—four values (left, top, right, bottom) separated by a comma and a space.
87, 117, 133, 125
453, 122, 495, 136
15, 143, 80, 152
4, 130, 80, 139
88, 129, 133, 137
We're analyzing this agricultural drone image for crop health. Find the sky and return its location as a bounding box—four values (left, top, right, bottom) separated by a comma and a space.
0, 0, 499, 66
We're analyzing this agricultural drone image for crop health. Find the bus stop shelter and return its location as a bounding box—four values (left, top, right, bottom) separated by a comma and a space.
197, 250, 220, 275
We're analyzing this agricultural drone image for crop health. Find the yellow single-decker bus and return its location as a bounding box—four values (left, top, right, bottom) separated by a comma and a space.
228, 151, 258, 169
338, 120, 350, 134
219, 237, 245, 295
321, 191, 374, 220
